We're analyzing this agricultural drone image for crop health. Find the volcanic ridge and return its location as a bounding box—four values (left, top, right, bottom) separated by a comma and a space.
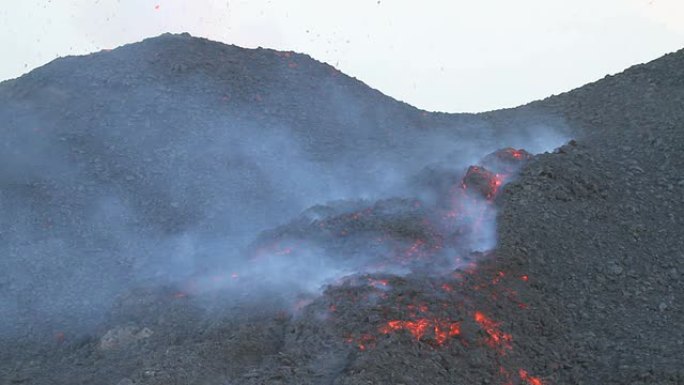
0, 33, 682, 385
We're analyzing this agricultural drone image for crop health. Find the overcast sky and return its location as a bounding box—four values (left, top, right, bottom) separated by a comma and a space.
1, 0, 683, 112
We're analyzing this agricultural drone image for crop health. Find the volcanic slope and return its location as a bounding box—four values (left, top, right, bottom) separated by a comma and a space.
0, 32, 567, 337
493, 52, 684, 384
0, 33, 682, 385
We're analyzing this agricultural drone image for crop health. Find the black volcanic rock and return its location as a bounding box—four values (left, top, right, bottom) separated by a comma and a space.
492, 55, 684, 384
0, 33, 682, 385
462, 165, 499, 199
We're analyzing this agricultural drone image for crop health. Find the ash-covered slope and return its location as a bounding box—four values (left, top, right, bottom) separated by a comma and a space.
0, 32, 566, 338
491, 50, 684, 384
0, 32, 682, 385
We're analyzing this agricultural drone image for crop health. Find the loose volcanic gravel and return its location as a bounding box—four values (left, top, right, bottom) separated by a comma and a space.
0, 33, 682, 385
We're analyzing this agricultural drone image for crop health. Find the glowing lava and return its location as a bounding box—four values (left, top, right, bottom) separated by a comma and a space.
482, 147, 533, 173
462, 166, 504, 200
474, 311, 513, 352
379, 318, 461, 345
519, 368, 544, 385
243, 146, 542, 382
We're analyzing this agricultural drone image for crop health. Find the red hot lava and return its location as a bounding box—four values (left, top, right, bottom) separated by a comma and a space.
462, 166, 504, 200
492, 147, 531, 162
379, 318, 461, 345
519, 369, 545, 385
474, 311, 513, 353
482, 147, 533, 174
248, 146, 542, 382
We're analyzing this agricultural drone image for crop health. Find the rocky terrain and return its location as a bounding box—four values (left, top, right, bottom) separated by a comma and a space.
0, 33, 682, 385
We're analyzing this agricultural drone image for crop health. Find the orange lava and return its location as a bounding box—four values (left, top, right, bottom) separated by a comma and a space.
380, 318, 460, 345
519, 368, 544, 385
510, 149, 525, 159
462, 166, 504, 200
474, 311, 513, 352
492, 271, 506, 284
355, 333, 376, 351
368, 278, 389, 287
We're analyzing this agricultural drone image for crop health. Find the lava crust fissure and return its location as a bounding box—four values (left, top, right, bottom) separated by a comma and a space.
1, 33, 682, 385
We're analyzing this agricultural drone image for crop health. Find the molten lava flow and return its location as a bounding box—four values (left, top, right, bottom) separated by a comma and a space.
434, 321, 462, 345
474, 311, 513, 352
245, 146, 543, 381
519, 368, 544, 385
346, 333, 377, 351
492, 271, 506, 285
379, 318, 461, 345
482, 147, 533, 173
497, 148, 530, 161
368, 278, 389, 288
462, 166, 503, 200
357, 334, 376, 351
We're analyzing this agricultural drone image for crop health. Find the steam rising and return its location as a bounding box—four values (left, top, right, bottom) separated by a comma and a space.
0, 42, 570, 340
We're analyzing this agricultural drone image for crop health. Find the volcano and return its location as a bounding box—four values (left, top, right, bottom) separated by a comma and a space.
0, 33, 682, 385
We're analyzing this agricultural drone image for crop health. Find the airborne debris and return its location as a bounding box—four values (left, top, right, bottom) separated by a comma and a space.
3, 33, 681, 385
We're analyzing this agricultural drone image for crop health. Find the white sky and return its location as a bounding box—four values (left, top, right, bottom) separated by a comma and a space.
1, 0, 683, 112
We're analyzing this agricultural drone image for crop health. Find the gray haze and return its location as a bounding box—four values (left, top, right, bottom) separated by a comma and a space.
0, 35, 570, 340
